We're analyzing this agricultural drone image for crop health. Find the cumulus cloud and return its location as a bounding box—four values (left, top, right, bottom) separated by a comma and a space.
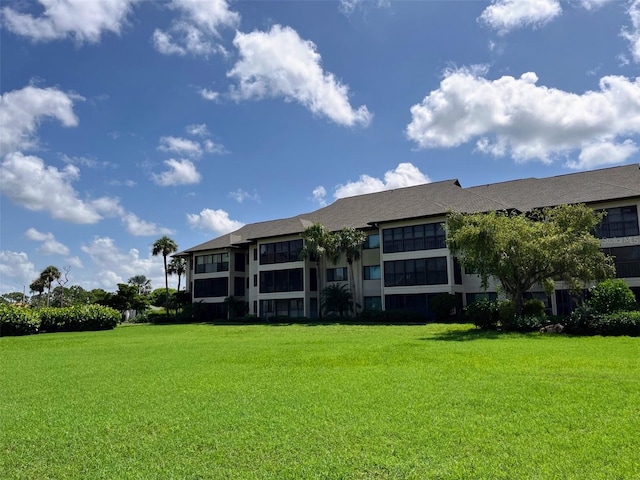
199, 88, 220, 101
228, 25, 372, 127
153, 0, 239, 57
0, 85, 81, 155
566, 139, 639, 169
186, 123, 209, 137
334, 163, 430, 199
0, 250, 38, 292
158, 136, 203, 157
25, 228, 70, 256
81, 236, 162, 289
478, 0, 562, 34
622, 0, 640, 63
312, 186, 328, 207
153, 159, 201, 186
406, 69, 640, 166
187, 208, 244, 235
228, 189, 259, 203
1, 0, 138, 43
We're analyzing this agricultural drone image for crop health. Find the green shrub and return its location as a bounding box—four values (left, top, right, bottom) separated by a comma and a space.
0, 304, 40, 336
498, 300, 516, 325
464, 299, 499, 330
39, 305, 120, 332
430, 293, 459, 322
522, 299, 546, 318
503, 315, 544, 333
587, 279, 636, 314
566, 306, 640, 336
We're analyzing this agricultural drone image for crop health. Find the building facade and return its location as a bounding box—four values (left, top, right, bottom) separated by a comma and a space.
178, 165, 640, 320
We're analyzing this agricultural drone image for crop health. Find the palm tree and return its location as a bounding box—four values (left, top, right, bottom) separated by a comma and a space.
152, 236, 178, 316
39, 265, 61, 307
321, 283, 353, 318
300, 223, 336, 318
167, 257, 187, 291
128, 275, 152, 296
334, 227, 367, 316
29, 278, 45, 306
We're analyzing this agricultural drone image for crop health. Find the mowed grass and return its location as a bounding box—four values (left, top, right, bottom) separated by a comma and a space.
1, 324, 639, 479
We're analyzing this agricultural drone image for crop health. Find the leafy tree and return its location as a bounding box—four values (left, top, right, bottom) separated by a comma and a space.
128, 275, 152, 296
1, 292, 26, 304
332, 227, 366, 316
587, 279, 636, 314
39, 265, 61, 307
167, 257, 187, 291
300, 223, 336, 318
149, 287, 177, 308
446, 204, 615, 315
152, 236, 178, 316
106, 283, 150, 320
29, 278, 46, 306
321, 283, 353, 318
88, 288, 111, 305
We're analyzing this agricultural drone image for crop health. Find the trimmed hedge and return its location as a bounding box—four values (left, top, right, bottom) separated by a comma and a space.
566, 307, 640, 336
1, 304, 120, 336
0, 304, 40, 336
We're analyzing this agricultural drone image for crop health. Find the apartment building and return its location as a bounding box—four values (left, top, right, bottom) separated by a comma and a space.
178, 164, 640, 320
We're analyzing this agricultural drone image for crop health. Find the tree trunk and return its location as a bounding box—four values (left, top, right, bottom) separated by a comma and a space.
164, 255, 170, 316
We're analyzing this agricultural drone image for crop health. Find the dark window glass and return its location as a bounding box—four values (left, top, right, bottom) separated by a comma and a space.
382, 223, 446, 253
260, 239, 303, 264
234, 277, 245, 296
364, 234, 380, 249
194, 278, 228, 298
364, 296, 382, 310
310, 268, 318, 291
195, 253, 229, 273
602, 246, 640, 278
326, 267, 348, 282
383, 257, 448, 287
363, 265, 381, 280
259, 268, 304, 293
235, 253, 245, 272
595, 206, 639, 238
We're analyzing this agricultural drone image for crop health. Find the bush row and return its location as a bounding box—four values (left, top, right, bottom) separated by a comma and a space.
565, 307, 640, 336
0, 304, 120, 336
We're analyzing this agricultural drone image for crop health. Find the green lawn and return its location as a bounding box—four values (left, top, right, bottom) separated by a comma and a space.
1, 323, 639, 479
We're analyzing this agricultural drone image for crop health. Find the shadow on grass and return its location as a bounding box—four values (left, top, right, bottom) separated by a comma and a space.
422, 327, 540, 341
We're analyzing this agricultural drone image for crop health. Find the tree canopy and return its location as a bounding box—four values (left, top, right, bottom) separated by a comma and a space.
446, 204, 615, 314
152, 236, 178, 316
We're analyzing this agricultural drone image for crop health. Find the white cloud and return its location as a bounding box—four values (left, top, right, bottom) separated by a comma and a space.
228, 189, 259, 203
566, 139, 639, 169
122, 213, 174, 236
199, 88, 220, 101
152, 0, 239, 57
203, 139, 226, 154
407, 69, 640, 165
153, 159, 201, 186
228, 25, 372, 127
187, 208, 244, 235
81, 236, 162, 289
312, 186, 327, 206
25, 228, 70, 256
186, 123, 209, 137
339, 0, 390, 16
0, 85, 81, 155
622, 1, 640, 63
158, 136, 202, 157
334, 163, 430, 199
66, 256, 84, 269
1, 0, 138, 43
478, 0, 562, 34
0, 251, 38, 293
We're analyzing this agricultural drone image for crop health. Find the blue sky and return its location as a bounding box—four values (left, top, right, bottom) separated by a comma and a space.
1, 0, 640, 294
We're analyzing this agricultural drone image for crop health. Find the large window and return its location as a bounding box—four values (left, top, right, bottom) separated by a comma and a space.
194, 278, 228, 298
195, 253, 229, 273
595, 206, 639, 238
260, 299, 304, 319
384, 257, 448, 287
234, 277, 245, 296
382, 223, 446, 253
363, 265, 381, 280
603, 245, 640, 278
364, 234, 380, 249
364, 296, 382, 311
235, 253, 245, 272
260, 239, 303, 264
259, 268, 304, 293
327, 267, 348, 282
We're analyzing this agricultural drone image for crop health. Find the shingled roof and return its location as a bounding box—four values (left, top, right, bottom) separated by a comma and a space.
181, 164, 640, 254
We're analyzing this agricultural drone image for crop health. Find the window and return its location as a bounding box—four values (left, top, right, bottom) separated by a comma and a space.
602, 246, 640, 278
326, 267, 348, 282
363, 265, 381, 280
194, 278, 228, 298
253, 274, 257, 287
195, 253, 229, 273
310, 268, 317, 291
382, 223, 446, 253
364, 296, 382, 311
259, 239, 303, 264
364, 234, 380, 249
259, 268, 304, 293
453, 258, 462, 285
260, 299, 304, 319
234, 277, 245, 296
465, 292, 498, 305
595, 206, 639, 238
235, 253, 245, 272
384, 257, 448, 287
253, 248, 257, 261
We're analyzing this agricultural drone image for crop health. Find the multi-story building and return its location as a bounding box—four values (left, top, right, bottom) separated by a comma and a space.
178, 164, 640, 320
